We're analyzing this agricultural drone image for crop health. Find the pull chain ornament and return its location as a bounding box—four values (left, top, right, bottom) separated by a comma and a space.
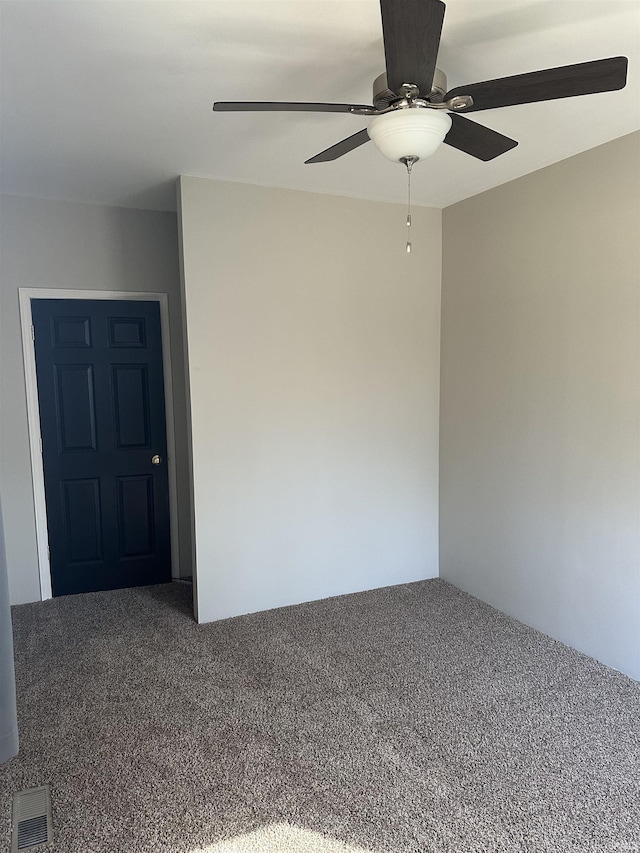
400, 156, 417, 253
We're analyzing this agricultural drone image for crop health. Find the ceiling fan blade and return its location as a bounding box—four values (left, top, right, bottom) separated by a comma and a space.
379, 0, 445, 97
305, 128, 371, 164
445, 56, 628, 113
213, 101, 374, 113
444, 113, 518, 161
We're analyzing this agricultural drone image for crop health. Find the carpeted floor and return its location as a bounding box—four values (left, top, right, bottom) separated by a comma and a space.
1, 579, 639, 853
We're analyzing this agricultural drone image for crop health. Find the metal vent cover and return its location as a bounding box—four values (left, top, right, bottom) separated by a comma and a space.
11, 786, 53, 851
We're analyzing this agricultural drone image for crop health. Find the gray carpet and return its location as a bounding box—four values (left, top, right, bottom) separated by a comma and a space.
1, 579, 639, 853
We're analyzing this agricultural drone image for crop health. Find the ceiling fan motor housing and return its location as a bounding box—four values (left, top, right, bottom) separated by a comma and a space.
372, 69, 448, 109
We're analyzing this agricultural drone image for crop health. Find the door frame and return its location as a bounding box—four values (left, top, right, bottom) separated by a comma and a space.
19, 288, 181, 600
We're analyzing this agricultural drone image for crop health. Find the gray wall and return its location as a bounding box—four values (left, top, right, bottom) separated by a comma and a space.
440, 132, 640, 680
0, 494, 18, 762
0, 194, 192, 604
178, 177, 442, 623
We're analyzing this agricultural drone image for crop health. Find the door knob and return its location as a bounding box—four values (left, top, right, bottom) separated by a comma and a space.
151, 454, 162, 465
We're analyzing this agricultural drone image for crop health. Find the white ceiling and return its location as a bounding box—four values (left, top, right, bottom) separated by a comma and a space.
1, 0, 639, 212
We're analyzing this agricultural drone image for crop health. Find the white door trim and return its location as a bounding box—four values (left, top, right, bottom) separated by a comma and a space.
19, 288, 181, 600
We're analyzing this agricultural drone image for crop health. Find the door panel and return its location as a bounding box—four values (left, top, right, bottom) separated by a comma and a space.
32, 299, 171, 596
52, 315, 92, 348
112, 364, 151, 448
63, 478, 102, 563
55, 364, 97, 451
116, 475, 154, 557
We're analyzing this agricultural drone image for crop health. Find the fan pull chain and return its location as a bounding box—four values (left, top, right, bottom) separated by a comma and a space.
401, 157, 417, 253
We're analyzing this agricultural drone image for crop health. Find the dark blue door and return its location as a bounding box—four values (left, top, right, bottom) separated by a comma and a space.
32, 299, 172, 596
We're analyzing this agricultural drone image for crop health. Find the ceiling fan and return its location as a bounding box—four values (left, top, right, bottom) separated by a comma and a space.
213, 0, 628, 168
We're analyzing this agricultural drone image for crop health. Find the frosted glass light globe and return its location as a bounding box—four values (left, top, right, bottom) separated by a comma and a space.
367, 108, 452, 162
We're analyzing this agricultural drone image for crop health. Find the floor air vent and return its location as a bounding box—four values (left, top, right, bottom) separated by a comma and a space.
11, 786, 53, 851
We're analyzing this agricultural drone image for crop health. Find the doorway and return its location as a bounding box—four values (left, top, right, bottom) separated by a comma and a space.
20, 290, 180, 599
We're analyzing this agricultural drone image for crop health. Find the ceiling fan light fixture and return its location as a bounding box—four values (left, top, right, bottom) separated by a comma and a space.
367, 108, 452, 163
